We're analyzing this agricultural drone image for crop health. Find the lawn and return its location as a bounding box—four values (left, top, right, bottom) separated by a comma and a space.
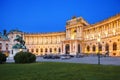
0, 62, 120, 80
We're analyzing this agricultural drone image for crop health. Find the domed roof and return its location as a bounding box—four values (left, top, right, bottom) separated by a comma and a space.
9, 29, 22, 34
0, 33, 9, 41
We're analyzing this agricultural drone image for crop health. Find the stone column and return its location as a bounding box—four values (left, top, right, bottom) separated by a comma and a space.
119, 19, 120, 33
108, 23, 110, 36
69, 29, 71, 39
70, 41, 72, 54
116, 20, 119, 34
31, 36, 34, 44
35, 35, 37, 45
66, 29, 68, 39
34, 36, 36, 45
63, 43, 65, 54
109, 42, 113, 56
28, 36, 29, 45
61, 43, 63, 53
102, 44, 105, 54
96, 43, 99, 54
27, 37, 28, 45
79, 27, 81, 38
24, 37, 26, 44
90, 44, 92, 53
39, 37, 40, 44
60, 44, 62, 54
41, 37, 42, 44
117, 40, 120, 56
75, 41, 78, 54
76, 27, 79, 38
119, 19, 120, 27
32, 37, 34, 45
84, 44, 87, 53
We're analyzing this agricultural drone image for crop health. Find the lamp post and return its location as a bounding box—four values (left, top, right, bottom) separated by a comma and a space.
19, 49, 23, 52
97, 38, 101, 65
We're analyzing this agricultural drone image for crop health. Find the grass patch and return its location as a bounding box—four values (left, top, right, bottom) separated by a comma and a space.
0, 62, 120, 80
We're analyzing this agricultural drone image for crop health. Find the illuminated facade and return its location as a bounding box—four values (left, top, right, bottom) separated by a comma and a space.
24, 14, 120, 56
1, 14, 120, 56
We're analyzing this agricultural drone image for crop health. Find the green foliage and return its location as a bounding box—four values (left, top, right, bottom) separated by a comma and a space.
0, 51, 7, 64
14, 51, 36, 63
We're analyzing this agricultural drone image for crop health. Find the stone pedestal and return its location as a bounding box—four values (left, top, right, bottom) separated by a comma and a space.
8, 49, 27, 59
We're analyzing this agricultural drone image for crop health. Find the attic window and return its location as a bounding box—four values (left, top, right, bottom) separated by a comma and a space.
74, 30, 77, 32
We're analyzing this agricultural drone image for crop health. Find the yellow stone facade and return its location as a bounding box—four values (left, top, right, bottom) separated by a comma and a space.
24, 32, 66, 55
24, 14, 120, 56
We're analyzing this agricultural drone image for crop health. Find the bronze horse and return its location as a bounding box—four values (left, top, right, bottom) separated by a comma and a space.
14, 35, 25, 46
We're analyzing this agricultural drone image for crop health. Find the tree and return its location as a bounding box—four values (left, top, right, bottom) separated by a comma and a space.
14, 51, 36, 63
0, 52, 7, 64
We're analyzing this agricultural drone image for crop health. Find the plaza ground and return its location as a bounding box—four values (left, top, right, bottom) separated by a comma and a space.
0, 62, 120, 80
7, 56, 120, 65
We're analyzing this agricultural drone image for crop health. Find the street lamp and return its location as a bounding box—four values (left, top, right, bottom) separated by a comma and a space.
97, 38, 101, 65
19, 49, 23, 52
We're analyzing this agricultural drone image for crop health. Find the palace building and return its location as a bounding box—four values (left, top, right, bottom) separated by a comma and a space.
0, 14, 120, 56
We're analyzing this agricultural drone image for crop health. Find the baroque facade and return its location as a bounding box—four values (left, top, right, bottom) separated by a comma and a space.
24, 14, 120, 56
0, 14, 120, 56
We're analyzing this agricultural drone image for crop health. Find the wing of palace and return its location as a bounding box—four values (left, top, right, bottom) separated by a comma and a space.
0, 14, 120, 56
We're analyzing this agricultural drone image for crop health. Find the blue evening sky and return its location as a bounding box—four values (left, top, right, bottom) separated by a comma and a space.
0, 0, 120, 33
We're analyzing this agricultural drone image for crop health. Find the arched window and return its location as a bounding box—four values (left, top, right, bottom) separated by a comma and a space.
92, 45, 96, 52
98, 44, 102, 51
58, 48, 61, 53
6, 44, 8, 51
6, 43, 8, 46
105, 43, 109, 51
36, 49, 38, 53
113, 42, 117, 51
31, 49, 34, 52
87, 45, 90, 52
78, 44, 80, 53
65, 44, 70, 54
54, 48, 56, 52
41, 48, 43, 52
50, 48, 52, 53
45, 48, 47, 52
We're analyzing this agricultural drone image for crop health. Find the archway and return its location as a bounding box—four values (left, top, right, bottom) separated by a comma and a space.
54, 48, 57, 53
113, 42, 117, 51
98, 44, 102, 51
40, 48, 43, 54
87, 45, 90, 52
105, 43, 109, 56
31, 49, 34, 53
36, 49, 38, 53
58, 48, 61, 53
45, 48, 47, 53
105, 43, 109, 51
65, 44, 70, 54
50, 48, 52, 53
92, 45, 96, 52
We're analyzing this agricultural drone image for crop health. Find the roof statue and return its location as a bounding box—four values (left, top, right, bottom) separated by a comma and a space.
12, 35, 26, 49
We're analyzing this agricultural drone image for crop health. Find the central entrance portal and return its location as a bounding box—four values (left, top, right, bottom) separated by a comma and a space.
62, 40, 82, 55
65, 44, 70, 54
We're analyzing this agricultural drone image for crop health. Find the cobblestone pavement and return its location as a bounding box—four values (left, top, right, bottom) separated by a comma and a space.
7, 56, 120, 66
